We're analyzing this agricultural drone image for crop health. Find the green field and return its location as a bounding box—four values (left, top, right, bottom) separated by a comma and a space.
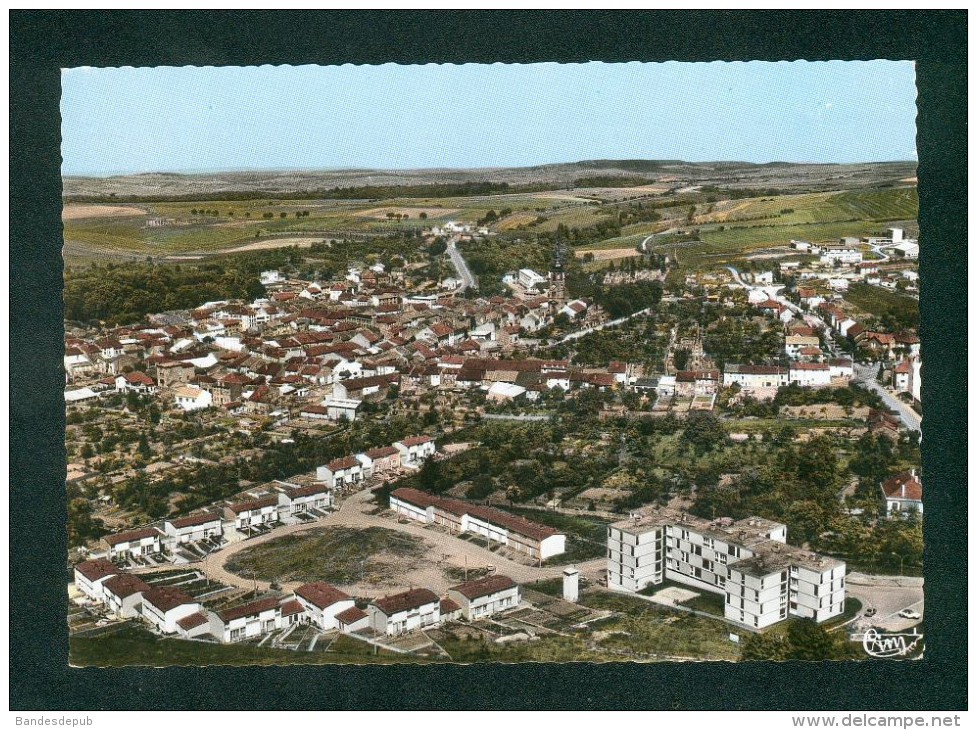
703, 187, 918, 226
844, 283, 920, 328
225, 526, 428, 585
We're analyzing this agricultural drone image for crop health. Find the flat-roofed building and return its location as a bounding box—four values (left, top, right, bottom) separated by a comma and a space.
606, 506, 843, 629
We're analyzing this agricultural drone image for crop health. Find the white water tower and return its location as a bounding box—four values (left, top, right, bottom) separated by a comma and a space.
563, 567, 580, 603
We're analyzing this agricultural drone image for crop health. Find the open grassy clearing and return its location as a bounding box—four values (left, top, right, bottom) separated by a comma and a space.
225, 526, 429, 585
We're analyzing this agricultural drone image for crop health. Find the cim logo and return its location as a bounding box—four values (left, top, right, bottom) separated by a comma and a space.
860, 627, 924, 658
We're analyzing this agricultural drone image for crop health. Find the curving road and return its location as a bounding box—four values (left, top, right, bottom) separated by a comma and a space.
133, 488, 604, 596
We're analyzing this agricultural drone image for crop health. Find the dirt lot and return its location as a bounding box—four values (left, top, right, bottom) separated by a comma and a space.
358, 206, 458, 220
62, 204, 146, 220
223, 237, 325, 252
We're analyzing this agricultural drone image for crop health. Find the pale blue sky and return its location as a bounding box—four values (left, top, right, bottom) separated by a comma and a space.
60, 61, 917, 176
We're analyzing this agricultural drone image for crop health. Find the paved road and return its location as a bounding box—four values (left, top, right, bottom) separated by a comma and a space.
134, 488, 604, 597
446, 236, 477, 291
853, 363, 921, 432
844, 572, 924, 632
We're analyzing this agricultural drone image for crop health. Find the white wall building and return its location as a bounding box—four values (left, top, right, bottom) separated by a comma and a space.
294, 582, 356, 631
606, 507, 844, 629
446, 575, 521, 621
368, 588, 441, 636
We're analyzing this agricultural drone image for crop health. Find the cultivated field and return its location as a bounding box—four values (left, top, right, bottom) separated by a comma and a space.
223, 237, 327, 252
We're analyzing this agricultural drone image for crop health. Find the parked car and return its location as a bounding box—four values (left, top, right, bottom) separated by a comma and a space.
864, 608, 877, 618
898, 609, 921, 620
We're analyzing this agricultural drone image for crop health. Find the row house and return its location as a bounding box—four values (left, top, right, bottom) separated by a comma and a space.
356, 446, 402, 479
276, 482, 333, 516
294, 581, 357, 630
142, 586, 202, 634
785, 334, 821, 360
156, 360, 196, 388
103, 527, 163, 561
225, 496, 280, 531
163, 511, 224, 545
674, 370, 720, 398
722, 365, 789, 396
316, 456, 364, 489
101, 573, 152, 619
389, 488, 566, 560
393, 435, 436, 466
446, 575, 521, 621
173, 384, 213, 412
74, 558, 122, 601
214, 596, 304, 643
789, 362, 832, 387
368, 587, 441, 636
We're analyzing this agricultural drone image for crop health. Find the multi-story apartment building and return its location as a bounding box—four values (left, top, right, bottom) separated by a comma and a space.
606, 507, 844, 629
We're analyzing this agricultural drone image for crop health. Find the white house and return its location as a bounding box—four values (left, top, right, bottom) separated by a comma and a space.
789, 362, 832, 387
260, 270, 282, 285
446, 575, 521, 621
173, 385, 213, 412
316, 456, 364, 489
226, 496, 280, 531
104, 527, 163, 561
277, 482, 333, 515
722, 365, 789, 393
828, 358, 855, 380
881, 470, 923, 517
368, 588, 441, 636
101, 573, 152, 618
73, 559, 122, 602
141, 586, 202, 634
115, 371, 158, 395
214, 596, 297, 643
294, 582, 356, 631
393, 435, 436, 466
163, 511, 223, 545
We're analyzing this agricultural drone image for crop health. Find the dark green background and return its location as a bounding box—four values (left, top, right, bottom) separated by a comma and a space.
10, 10, 967, 711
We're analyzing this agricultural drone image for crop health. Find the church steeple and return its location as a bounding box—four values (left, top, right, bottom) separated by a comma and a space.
549, 236, 567, 305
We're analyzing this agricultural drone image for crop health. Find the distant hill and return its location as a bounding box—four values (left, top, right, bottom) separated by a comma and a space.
63, 159, 917, 200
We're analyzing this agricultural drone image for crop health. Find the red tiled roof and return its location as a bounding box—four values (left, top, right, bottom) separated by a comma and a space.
101, 573, 150, 599
177, 611, 210, 631
449, 574, 517, 600
364, 446, 399, 459
218, 596, 279, 622
104, 527, 161, 547
143, 585, 195, 613
280, 599, 305, 618
397, 434, 433, 447
439, 597, 461, 614
295, 581, 351, 609
327, 455, 360, 471
790, 362, 830, 371
74, 559, 121, 583
335, 606, 368, 624
882, 471, 923, 501
167, 511, 222, 529
390, 487, 441, 509
372, 588, 439, 615
229, 496, 279, 513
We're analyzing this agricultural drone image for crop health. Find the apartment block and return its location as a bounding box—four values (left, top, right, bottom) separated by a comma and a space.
606, 506, 844, 629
